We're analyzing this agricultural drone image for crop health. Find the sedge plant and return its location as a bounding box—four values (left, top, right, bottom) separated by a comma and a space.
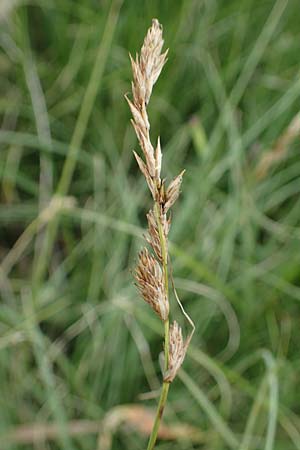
126, 19, 195, 450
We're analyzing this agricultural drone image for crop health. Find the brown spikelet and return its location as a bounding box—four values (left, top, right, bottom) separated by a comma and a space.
133, 151, 156, 199
134, 248, 169, 321
146, 209, 163, 262
164, 170, 185, 212
164, 321, 188, 382
127, 18, 168, 196
161, 208, 171, 237
131, 119, 156, 177
138, 19, 168, 105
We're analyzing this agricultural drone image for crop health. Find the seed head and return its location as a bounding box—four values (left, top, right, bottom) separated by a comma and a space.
132, 19, 168, 107
146, 209, 163, 262
127, 19, 168, 197
164, 321, 188, 382
164, 170, 185, 212
134, 248, 169, 321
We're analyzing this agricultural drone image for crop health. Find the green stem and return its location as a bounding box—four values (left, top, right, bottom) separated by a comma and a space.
146, 381, 170, 450
146, 202, 170, 450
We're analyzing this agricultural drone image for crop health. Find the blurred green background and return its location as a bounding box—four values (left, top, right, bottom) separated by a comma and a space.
1, 0, 300, 449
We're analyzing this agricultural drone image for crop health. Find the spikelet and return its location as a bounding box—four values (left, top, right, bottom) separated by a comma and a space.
145, 209, 163, 262
164, 321, 189, 382
164, 170, 185, 212
133, 151, 156, 199
127, 19, 169, 203
132, 19, 168, 107
127, 18, 185, 216
134, 248, 169, 321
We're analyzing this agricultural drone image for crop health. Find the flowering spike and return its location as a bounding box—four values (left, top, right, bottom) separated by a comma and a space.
164, 170, 185, 212
164, 321, 188, 382
134, 248, 169, 321
146, 209, 163, 262
127, 19, 194, 449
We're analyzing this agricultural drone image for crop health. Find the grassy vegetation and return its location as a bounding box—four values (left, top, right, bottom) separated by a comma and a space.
1, 0, 300, 449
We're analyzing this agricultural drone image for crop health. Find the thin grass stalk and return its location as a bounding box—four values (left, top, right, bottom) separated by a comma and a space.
146, 382, 170, 450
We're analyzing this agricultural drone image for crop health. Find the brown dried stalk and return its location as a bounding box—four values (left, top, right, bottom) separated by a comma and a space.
126, 19, 194, 450
255, 112, 300, 180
